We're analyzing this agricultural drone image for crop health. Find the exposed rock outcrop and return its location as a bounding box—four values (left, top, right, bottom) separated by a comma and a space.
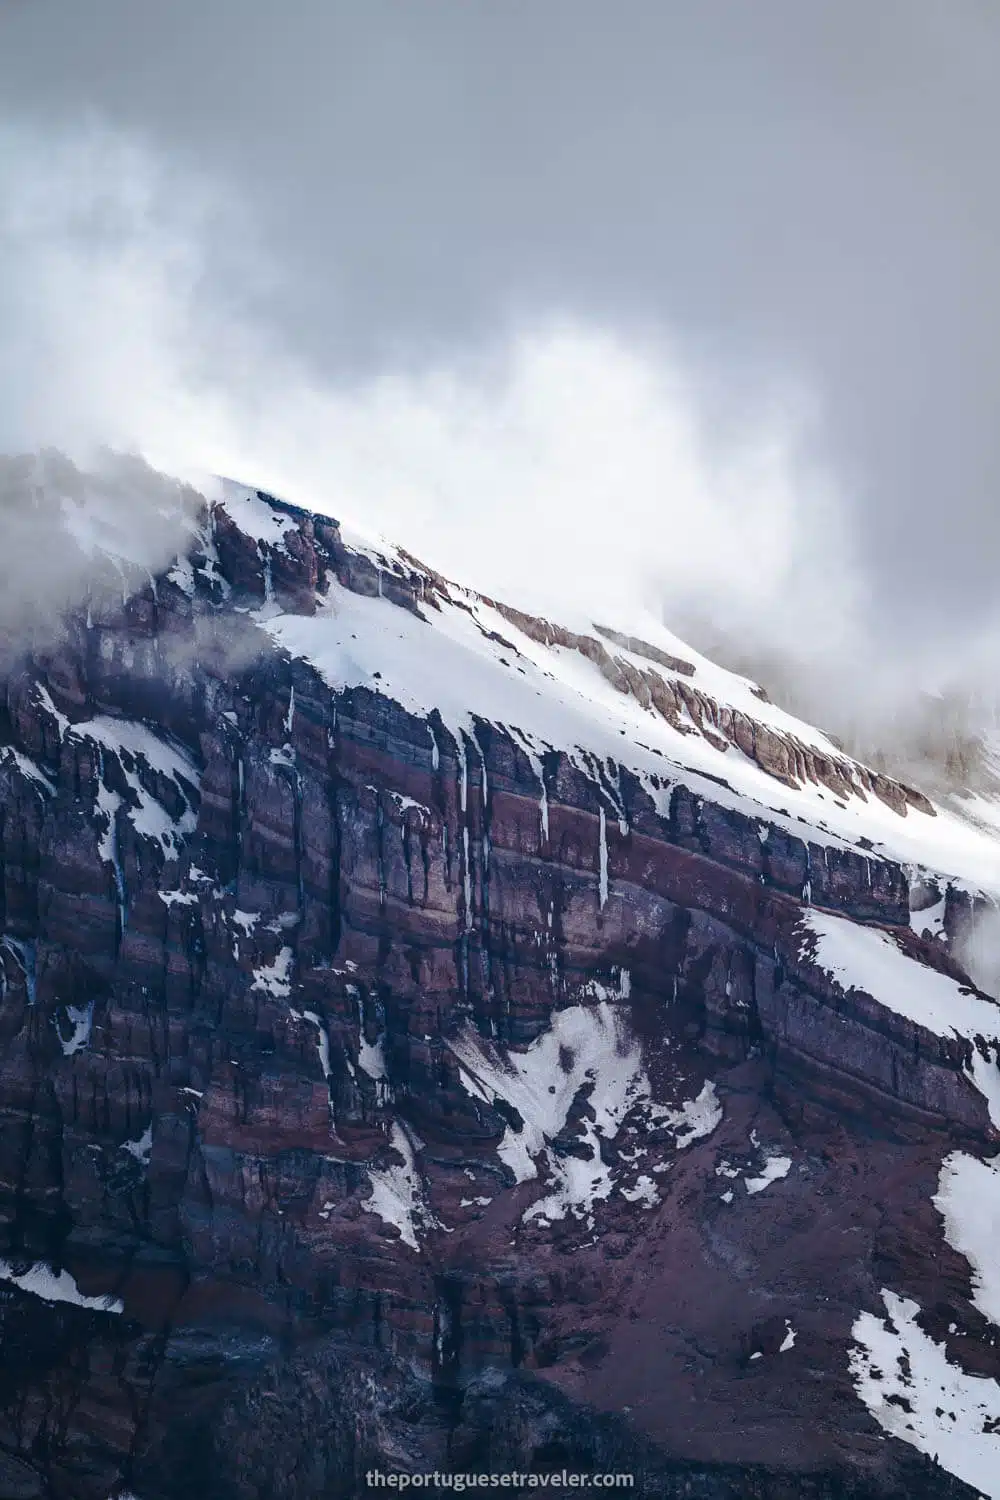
0, 476, 994, 1499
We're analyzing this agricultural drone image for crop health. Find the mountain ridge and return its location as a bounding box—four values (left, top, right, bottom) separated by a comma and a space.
0, 455, 998, 1498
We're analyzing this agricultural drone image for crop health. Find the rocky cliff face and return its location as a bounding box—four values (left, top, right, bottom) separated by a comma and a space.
0, 464, 999, 1500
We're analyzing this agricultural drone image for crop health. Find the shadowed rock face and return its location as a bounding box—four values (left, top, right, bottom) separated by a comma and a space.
0, 477, 994, 1499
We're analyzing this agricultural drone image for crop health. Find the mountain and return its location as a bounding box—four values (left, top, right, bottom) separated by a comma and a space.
0, 453, 999, 1499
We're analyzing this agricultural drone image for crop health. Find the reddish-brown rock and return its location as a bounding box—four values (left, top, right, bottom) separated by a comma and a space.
0, 483, 988, 1499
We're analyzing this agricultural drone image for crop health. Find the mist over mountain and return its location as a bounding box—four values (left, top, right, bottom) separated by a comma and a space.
0, 450, 201, 658
4, 8, 1000, 1496
676, 617, 1000, 801
2, 17, 1000, 780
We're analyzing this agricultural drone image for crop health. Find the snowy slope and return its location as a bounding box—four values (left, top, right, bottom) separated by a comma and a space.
262, 569, 1000, 895
45, 465, 1000, 897
801, 908, 1000, 1051
851, 1290, 1000, 1498
800, 907, 1000, 1126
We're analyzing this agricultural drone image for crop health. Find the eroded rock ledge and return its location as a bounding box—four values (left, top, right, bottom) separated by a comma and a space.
0, 482, 993, 1500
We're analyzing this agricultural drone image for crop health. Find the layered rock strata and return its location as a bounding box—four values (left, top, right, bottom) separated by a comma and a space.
0, 480, 995, 1499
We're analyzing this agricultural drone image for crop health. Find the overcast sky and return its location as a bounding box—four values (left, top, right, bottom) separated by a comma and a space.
2, 1, 999, 726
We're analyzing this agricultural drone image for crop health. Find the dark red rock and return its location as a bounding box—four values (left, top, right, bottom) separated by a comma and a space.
0, 483, 989, 1499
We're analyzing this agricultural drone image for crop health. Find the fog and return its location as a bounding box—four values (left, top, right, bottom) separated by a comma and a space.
2, 4, 1000, 788
0, 121, 862, 646
0, 449, 201, 663
954, 906, 1000, 1004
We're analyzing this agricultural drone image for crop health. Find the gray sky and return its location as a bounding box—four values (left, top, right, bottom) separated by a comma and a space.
2, 0, 1000, 718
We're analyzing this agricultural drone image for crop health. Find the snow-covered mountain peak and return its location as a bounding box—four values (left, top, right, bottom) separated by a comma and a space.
208, 482, 1000, 898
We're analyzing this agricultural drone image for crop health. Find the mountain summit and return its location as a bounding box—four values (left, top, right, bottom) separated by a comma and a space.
0, 456, 999, 1498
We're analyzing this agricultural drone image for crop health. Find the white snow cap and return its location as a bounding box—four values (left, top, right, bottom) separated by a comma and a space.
262, 541, 1000, 894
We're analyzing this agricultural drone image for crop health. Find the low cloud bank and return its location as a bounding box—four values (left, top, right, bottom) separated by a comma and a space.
2, 116, 999, 803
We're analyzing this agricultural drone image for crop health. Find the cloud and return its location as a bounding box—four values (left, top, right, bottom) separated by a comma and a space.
0, 112, 998, 791
0, 118, 266, 461
0, 449, 202, 664
0, 119, 864, 636
954, 905, 1000, 1002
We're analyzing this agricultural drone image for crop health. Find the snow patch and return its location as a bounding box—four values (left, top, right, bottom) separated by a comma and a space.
0, 747, 55, 796
120, 1125, 153, 1167
386, 790, 430, 819
935, 1152, 1000, 1327
620, 1175, 659, 1207
652, 1080, 723, 1148
850, 1289, 1000, 1497
356, 1002, 388, 1086
967, 1047, 1000, 1129
57, 1001, 94, 1057
251, 947, 294, 1000
0, 1259, 123, 1314
1, 936, 36, 1004
65, 713, 200, 860
215, 481, 296, 552
449, 1002, 646, 1200
34, 683, 70, 738
448, 998, 692, 1227
158, 889, 198, 908
301, 1010, 332, 1082
578, 967, 632, 1004
801, 907, 1000, 1126
745, 1154, 792, 1196
910, 891, 948, 941
167, 552, 196, 595
362, 1125, 425, 1252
